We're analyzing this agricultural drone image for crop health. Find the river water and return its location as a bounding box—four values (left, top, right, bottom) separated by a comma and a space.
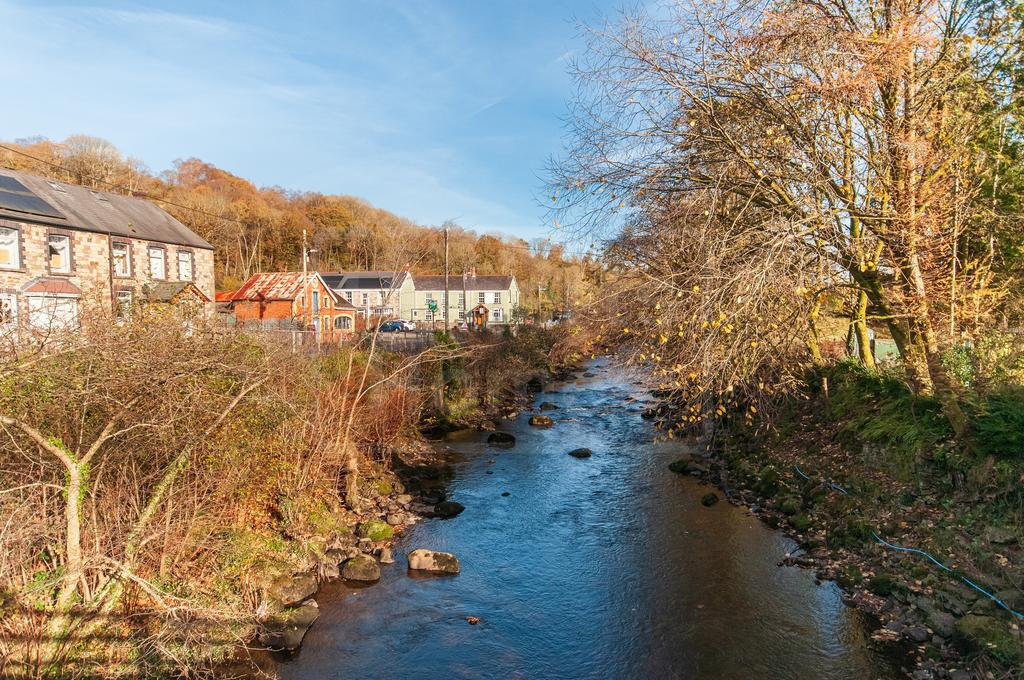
276, 363, 899, 679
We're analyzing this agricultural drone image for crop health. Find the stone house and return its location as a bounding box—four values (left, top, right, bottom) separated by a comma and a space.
0, 168, 214, 340
410, 271, 520, 327
228, 271, 356, 340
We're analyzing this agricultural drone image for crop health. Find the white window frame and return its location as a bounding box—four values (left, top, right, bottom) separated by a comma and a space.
0, 292, 17, 338
177, 250, 193, 281
313, 290, 320, 312
0, 225, 21, 270
48, 233, 72, 274
115, 289, 133, 320
26, 295, 79, 332
493, 292, 502, 304
148, 246, 166, 280
361, 292, 369, 305
112, 241, 131, 277
345, 291, 353, 302
492, 308, 504, 321
457, 310, 465, 320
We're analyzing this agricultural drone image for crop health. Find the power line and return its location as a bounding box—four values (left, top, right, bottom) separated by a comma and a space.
0, 142, 603, 259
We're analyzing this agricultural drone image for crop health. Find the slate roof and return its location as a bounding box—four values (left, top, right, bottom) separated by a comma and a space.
320, 271, 409, 292
0, 168, 213, 250
143, 281, 211, 303
412, 274, 516, 292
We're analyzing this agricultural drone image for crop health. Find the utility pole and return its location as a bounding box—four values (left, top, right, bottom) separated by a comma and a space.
301, 229, 310, 327
443, 224, 450, 330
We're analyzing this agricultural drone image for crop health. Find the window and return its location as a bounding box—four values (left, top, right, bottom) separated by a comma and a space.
27, 296, 79, 332
458, 292, 465, 306
361, 292, 369, 305
0, 292, 17, 336
323, 314, 329, 331
115, 290, 133, 319
0, 226, 20, 269
478, 292, 486, 304
313, 291, 320, 312
112, 242, 131, 277
426, 292, 434, 301
334, 316, 352, 330
325, 298, 331, 310
148, 246, 166, 280
492, 308, 504, 321
425, 309, 433, 321
48, 234, 72, 274
345, 291, 353, 302
493, 292, 502, 305
457, 310, 465, 320
177, 250, 193, 281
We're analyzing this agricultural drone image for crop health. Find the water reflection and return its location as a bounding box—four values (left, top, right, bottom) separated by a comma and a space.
276, 365, 897, 679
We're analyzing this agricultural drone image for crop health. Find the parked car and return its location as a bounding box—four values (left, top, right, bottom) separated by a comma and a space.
398, 320, 416, 331
378, 320, 403, 333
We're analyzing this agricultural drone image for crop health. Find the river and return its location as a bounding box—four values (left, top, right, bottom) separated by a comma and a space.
275, 363, 899, 679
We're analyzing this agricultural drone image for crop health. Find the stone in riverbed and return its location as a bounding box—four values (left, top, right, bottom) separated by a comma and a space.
341, 554, 381, 582
568, 448, 592, 458
487, 432, 516, 447
266, 573, 318, 609
379, 547, 395, 564
407, 549, 460, 574
356, 519, 394, 541
529, 415, 554, 427
667, 455, 693, 474
700, 492, 719, 506
539, 402, 560, 411
259, 600, 319, 650
433, 501, 465, 518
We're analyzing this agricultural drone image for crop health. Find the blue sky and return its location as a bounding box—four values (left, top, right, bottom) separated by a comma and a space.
0, 0, 620, 239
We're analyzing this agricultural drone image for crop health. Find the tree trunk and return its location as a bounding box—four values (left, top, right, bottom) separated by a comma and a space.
56, 463, 84, 610
342, 440, 361, 513
853, 289, 876, 370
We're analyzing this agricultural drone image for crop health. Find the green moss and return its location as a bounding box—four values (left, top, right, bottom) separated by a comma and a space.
955, 614, 1024, 665
356, 519, 393, 541
788, 514, 812, 532
867, 573, 897, 597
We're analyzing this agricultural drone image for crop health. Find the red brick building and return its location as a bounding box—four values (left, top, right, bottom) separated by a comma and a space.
227, 272, 356, 340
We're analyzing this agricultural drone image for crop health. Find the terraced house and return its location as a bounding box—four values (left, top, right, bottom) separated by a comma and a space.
0, 168, 214, 339
411, 271, 520, 327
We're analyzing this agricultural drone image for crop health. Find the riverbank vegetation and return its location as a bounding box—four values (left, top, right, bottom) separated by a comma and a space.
550, 0, 1023, 674
0, 314, 442, 678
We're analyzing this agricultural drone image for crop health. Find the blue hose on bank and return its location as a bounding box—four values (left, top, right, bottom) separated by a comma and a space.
790, 465, 1024, 621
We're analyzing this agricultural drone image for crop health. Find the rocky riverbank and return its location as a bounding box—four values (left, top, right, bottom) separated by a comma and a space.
659, 411, 1024, 679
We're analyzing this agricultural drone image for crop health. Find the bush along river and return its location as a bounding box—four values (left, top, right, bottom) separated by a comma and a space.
272, 362, 901, 679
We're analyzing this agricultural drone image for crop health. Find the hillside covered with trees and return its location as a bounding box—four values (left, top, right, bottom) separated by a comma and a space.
0, 136, 594, 315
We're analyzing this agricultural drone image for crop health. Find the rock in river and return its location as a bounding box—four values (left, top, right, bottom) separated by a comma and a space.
266, 573, 318, 609
701, 492, 720, 507
568, 447, 592, 458
342, 554, 381, 582
529, 415, 554, 427
259, 600, 320, 650
539, 402, 560, 411
407, 548, 460, 574
433, 500, 465, 518
487, 432, 516, 447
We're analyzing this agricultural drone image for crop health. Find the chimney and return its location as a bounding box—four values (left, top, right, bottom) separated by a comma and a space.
470, 267, 477, 278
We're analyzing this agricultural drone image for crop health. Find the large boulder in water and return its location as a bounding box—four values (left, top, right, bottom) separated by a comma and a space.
407, 549, 460, 574
539, 402, 560, 411
259, 600, 320, 650
529, 415, 554, 427
432, 500, 465, 518
487, 432, 516, 447
568, 448, 592, 458
341, 554, 381, 582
